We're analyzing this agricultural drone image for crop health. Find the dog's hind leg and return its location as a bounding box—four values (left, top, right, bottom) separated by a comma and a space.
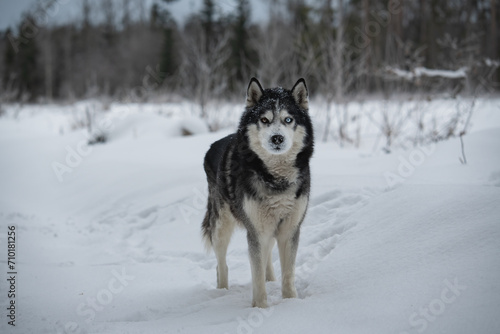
265, 238, 276, 282
213, 206, 235, 289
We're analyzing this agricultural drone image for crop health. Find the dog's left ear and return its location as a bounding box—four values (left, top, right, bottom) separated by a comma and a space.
246, 77, 264, 108
291, 78, 309, 110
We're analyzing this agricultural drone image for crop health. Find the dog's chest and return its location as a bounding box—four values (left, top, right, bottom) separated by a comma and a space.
243, 191, 299, 233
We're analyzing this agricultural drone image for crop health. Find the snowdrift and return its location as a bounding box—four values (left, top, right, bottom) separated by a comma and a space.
0, 99, 499, 334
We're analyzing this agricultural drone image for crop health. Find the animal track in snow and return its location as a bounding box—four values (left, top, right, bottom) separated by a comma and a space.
293, 187, 379, 296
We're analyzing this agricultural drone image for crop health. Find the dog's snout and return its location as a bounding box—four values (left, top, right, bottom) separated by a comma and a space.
271, 135, 284, 145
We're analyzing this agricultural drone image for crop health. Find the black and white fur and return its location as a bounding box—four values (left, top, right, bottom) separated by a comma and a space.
202, 78, 314, 308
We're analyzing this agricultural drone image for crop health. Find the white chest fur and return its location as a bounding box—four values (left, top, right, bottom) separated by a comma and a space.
243, 191, 308, 235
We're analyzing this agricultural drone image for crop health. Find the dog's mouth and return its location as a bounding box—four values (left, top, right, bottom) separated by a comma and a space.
271, 144, 283, 152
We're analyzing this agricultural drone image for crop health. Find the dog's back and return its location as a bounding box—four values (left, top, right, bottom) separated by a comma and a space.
203, 134, 234, 183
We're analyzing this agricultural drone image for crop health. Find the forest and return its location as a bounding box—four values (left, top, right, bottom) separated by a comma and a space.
0, 0, 499, 107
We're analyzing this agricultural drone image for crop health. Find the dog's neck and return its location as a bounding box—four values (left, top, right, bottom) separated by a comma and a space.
262, 154, 299, 182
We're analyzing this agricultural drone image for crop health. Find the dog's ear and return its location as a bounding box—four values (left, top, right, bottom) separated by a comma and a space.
246, 77, 264, 108
291, 78, 309, 110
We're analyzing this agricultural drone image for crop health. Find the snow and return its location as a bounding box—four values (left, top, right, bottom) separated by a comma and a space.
386, 66, 468, 80
0, 98, 499, 334
484, 58, 500, 68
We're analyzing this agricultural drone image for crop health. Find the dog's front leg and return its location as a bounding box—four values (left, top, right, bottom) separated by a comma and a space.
277, 226, 300, 299
247, 230, 272, 308
265, 238, 276, 282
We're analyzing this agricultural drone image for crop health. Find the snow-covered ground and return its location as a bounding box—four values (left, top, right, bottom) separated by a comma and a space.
0, 98, 499, 334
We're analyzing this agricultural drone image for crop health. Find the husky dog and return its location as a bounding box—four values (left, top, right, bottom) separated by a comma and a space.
201, 78, 314, 308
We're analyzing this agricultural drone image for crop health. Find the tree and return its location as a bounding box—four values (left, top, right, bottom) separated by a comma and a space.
41, 29, 53, 100
15, 14, 40, 100
2, 28, 15, 89
180, 6, 232, 122
229, 0, 256, 89
317, 0, 345, 142
156, 0, 180, 86
201, 0, 215, 54
101, 0, 116, 45
490, 0, 499, 84
122, 0, 131, 30
1, 29, 19, 101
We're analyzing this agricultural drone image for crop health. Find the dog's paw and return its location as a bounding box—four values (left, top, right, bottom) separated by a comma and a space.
252, 299, 269, 308
265, 272, 276, 282
216, 265, 229, 289
282, 286, 297, 299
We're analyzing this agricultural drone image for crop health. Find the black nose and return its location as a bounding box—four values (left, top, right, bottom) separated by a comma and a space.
271, 135, 284, 145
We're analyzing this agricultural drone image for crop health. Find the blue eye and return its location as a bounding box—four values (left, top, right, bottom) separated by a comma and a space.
284, 117, 293, 124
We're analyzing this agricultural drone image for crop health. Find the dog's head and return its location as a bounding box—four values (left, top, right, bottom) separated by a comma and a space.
240, 78, 313, 160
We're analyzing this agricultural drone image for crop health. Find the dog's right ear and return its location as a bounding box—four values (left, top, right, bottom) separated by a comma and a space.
291, 78, 309, 110
246, 78, 264, 108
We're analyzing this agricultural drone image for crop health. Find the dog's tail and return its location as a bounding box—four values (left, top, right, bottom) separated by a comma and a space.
202, 139, 224, 253
201, 202, 213, 252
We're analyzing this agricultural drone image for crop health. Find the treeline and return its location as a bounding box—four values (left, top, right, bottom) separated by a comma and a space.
0, 0, 499, 104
